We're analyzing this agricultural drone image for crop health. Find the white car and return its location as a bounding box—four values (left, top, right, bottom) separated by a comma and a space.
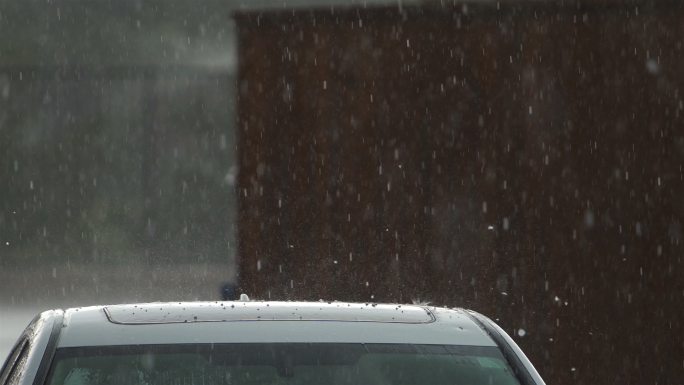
1, 301, 545, 385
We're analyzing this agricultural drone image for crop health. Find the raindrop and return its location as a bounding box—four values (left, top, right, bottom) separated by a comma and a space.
645, 58, 660, 75
224, 166, 238, 186
583, 210, 595, 229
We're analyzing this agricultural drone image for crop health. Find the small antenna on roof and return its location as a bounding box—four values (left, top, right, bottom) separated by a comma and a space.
239, 293, 250, 301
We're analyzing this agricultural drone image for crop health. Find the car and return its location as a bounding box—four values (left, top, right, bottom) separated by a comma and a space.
0, 300, 545, 385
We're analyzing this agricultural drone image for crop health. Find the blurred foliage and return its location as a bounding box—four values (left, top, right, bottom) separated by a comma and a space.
0, 0, 235, 68
0, 0, 237, 265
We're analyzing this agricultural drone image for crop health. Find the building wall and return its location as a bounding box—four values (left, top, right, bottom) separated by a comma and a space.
236, 3, 684, 384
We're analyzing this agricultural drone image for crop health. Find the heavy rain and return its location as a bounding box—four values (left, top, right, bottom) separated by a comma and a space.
0, 1, 682, 385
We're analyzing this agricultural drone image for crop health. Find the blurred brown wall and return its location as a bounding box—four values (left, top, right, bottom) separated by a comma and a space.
235, 2, 684, 385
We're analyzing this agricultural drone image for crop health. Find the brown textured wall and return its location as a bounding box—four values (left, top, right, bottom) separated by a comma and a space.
236, 3, 684, 385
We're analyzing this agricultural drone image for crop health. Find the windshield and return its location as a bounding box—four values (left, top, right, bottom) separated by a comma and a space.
46, 344, 521, 385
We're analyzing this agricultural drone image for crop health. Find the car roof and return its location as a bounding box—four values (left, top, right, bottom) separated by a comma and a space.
104, 301, 435, 324
55, 301, 496, 348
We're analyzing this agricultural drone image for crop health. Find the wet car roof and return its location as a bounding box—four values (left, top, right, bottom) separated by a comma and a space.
104, 301, 435, 324
57, 301, 496, 347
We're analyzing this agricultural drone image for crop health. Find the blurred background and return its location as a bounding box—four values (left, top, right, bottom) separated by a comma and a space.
1, 1, 682, 385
